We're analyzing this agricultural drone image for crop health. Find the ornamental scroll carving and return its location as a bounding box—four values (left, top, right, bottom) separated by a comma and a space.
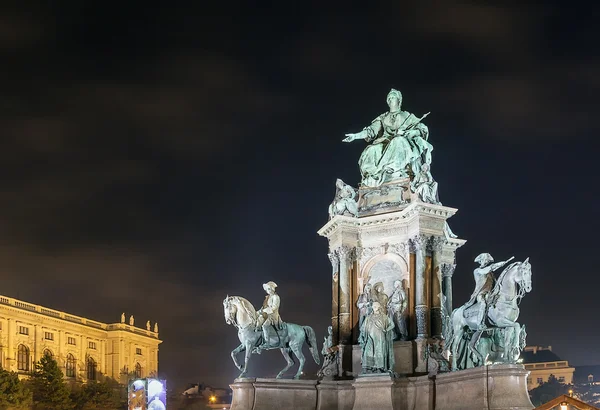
441, 263, 456, 278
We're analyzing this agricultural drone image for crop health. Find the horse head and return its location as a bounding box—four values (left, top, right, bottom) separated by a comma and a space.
517, 258, 532, 294
223, 296, 237, 326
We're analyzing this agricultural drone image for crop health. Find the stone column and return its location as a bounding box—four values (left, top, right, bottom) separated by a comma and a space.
328, 251, 340, 347
337, 245, 353, 345
411, 236, 429, 339
411, 235, 429, 373
430, 238, 444, 339
442, 263, 456, 316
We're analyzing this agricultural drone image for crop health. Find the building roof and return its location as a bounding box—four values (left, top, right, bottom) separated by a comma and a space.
535, 394, 600, 410
522, 347, 564, 364
574, 366, 600, 384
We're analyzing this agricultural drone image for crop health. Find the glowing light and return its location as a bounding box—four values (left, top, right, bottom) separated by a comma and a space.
560, 402, 568, 410
210, 395, 216, 402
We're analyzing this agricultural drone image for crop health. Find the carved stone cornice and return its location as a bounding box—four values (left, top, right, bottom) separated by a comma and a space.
318, 203, 459, 239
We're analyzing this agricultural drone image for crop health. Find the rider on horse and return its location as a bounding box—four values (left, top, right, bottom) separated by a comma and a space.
468, 253, 513, 330
255, 281, 283, 350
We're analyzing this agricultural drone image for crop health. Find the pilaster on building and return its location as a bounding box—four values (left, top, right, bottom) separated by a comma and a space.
0, 294, 161, 383
319, 197, 466, 377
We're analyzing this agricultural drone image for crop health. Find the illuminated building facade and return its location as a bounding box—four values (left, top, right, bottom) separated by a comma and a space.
0, 294, 161, 383
522, 345, 574, 390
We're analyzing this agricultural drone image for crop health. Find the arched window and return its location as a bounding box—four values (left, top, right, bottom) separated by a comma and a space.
86, 357, 97, 381
66, 354, 76, 378
589, 374, 594, 383
43, 349, 53, 359
17, 345, 30, 371
135, 363, 142, 378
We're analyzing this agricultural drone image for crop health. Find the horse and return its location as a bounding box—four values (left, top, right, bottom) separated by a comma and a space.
446, 258, 532, 369
223, 296, 320, 379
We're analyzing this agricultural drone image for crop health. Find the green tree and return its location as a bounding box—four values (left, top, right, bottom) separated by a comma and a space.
27, 353, 72, 410
0, 367, 33, 410
70, 378, 125, 410
529, 374, 572, 406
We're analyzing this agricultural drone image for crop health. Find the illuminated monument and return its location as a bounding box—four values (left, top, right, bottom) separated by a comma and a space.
227, 89, 534, 410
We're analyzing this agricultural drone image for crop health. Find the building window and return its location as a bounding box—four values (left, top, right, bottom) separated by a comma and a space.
17, 345, 29, 371
558, 376, 565, 383
537, 377, 543, 385
42, 349, 53, 359
136, 348, 142, 355
66, 354, 76, 378
18, 326, 29, 335
589, 374, 594, 383
134, 363, 142, 378
68, 337, 76, 345
527, 377, 532, 385
87, 357, 97, 381
44, 332, 54, 340
88, 341, 96, 350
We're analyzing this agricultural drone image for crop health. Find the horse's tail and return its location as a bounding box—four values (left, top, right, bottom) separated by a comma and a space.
303, 326, 320, 365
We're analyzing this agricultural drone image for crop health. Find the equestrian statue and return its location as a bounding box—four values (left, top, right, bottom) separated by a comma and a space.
223, 281, 320, 379
445, 254, 532, 370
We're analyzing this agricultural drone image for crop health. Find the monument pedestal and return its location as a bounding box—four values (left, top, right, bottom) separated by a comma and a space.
230, 365, 533, 410
252, 378, 317, 410
230, 378, 256, 410
352, 374, 394, 410
434, 364, 534, 410
316, 380, 354, 410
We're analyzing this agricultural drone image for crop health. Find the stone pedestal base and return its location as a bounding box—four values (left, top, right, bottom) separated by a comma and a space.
253, 378, 317, 410
353, 374, 394, 410
230, 378, 256, 410
435, 364, 534, 410
316, 380, 354, 410
230, 364, 533, 410
393, 341, 414, 375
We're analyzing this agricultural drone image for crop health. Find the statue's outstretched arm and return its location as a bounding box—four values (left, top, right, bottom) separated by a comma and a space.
343, 116, 383, 142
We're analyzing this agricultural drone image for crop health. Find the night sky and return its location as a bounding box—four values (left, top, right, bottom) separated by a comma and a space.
1, 2, 599, 389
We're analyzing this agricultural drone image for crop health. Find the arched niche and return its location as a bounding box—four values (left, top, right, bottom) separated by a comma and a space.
359, 253, 409, 296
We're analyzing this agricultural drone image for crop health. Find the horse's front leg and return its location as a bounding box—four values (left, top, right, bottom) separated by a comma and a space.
239, 341, 253, 378
231, 343, 245, 372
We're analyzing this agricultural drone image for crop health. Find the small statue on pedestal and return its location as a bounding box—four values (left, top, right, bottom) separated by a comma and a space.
387, 280, 408, 341
318, 326, 339, 379
411, 163, 440, 205
358, 302, 395, 374
129, 315, 135, 326
328, 179, 358, 219
427, 341, 450, 377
